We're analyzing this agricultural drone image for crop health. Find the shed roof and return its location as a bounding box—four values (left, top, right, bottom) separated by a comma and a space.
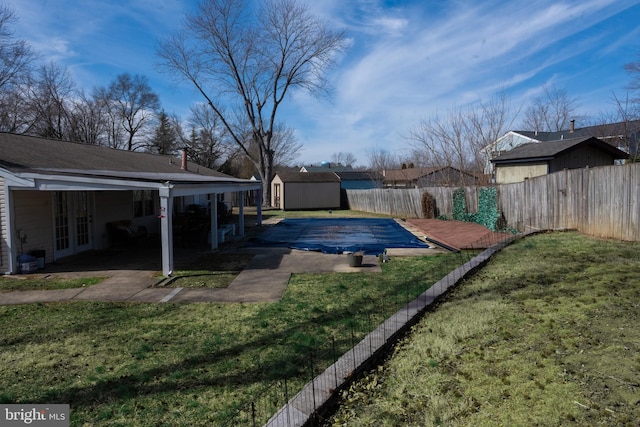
275, 171, 340, 183
491, 136, 628, 164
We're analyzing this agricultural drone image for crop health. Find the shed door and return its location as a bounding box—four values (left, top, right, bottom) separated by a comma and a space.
274, 183, 281, 208
53, 192, 94, 259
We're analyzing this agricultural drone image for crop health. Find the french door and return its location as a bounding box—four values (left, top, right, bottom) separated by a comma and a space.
53, 191, 94, 259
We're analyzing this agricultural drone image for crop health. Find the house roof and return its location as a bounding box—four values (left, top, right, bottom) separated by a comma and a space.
333, 170, 383, 181
484, 119, 640, 154
383, 167, 440, 181
300, 164, 354, 173
383, 166, 465, 181
0, 133, 228, 179
491, 136, 629, 164
275, 171, 341, 183
513, 119, 640, 143
0, 133, 260, 195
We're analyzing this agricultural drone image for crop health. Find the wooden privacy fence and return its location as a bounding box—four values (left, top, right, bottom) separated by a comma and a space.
346, 163, 640, 241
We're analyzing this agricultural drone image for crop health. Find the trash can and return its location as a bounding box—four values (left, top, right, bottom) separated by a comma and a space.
18, 254, 38, 273
29, 250, 46, 269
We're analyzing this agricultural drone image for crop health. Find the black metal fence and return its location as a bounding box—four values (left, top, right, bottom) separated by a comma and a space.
216, 225, 521, 426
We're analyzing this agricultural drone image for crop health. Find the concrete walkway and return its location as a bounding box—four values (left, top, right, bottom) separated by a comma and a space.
0, 248, 388, 305
1, 217, 491, 306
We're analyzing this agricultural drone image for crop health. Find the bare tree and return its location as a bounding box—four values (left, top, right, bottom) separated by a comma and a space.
97, 73, 160, 151
26, 62, 76, 139
408, 109, 473, 186
408, 92, 517, 185
158, 0, 347, 206
624, 55, 640, 120
67, 90, 107, 145
0, 5, 36, 133
94, 85, 126, 149
0, 85, 31, 133
520, 84, 579, 132
181, 103, 233, 170
0, 5, 35, 92
330, 152, 356, 167
367, 147, 400, 172
270, 123, 302, 167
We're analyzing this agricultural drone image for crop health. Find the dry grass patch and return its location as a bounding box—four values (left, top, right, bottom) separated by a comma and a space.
329, 232, 640, 426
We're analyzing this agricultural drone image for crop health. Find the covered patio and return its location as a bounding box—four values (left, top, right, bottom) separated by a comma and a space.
0, 133, 262, 277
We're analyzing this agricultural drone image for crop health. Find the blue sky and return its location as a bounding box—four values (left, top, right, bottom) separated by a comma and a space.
5, 0, 640, 166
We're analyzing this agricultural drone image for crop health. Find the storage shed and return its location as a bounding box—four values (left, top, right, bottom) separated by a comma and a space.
491, 136, 628, 183
271, 171, 341, 210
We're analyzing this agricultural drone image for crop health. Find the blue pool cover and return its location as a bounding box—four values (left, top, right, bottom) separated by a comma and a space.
250, 218, 430, 255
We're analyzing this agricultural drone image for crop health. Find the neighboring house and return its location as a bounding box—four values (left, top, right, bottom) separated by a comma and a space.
0, 133, 261, 276
482, 119, 640, 175
383, 166, 478, 188
491, 136, 628, 184
333, 171, 383, 190
271, 171, 340, 210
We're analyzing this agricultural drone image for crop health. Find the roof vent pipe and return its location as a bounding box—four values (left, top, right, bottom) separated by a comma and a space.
181, 148, 188, 171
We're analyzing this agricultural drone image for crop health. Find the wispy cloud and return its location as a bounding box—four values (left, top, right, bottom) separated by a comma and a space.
4, 0, 640, 166
291, 0, 640, 164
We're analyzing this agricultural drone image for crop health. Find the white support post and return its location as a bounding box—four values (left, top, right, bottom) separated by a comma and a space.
238, 191, 245, 236
257, 187, 263, 226
5, 186, 17, 274
210, 194, 218, 250
159, 187, 174, 277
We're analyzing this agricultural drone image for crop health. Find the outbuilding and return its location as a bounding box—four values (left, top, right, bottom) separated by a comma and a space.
271, 171, 340, 210
491, 136, 629, 183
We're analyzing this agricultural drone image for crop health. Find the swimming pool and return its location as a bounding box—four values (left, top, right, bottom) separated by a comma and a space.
250, 218, 430, 255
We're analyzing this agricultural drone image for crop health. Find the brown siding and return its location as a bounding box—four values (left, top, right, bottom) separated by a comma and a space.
550, 145, 615, 172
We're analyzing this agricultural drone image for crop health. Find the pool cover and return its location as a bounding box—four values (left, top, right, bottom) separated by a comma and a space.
250, 218, 430, 255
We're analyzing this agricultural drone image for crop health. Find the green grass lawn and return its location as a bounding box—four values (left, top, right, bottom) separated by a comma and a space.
0, 276, 104, 292
164, 253, 256, 288
327, 232, 640, 426
0, 235, 462, 426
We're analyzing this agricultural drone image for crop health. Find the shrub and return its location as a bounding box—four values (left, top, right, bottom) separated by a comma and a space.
476, 187, 501, 231
421, 191, 437, 218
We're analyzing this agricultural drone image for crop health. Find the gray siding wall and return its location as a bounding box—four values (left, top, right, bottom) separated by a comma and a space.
12, 191, 55, 264
283, 182, 340, 210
